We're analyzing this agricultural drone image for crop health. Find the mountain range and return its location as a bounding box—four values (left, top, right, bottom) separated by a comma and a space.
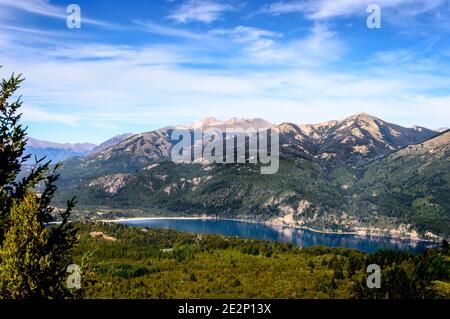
25, 137, 96, 163
25, 134, 133, 163
42, 113, 449, 240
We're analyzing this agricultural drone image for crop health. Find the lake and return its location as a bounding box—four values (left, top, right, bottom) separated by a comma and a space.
118, 218, 440, 254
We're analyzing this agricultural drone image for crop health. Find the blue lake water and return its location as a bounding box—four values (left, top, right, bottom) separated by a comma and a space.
118, 218, 440, 254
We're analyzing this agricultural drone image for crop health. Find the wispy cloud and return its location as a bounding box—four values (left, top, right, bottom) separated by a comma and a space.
4, 37, 449, 131
210, 26, 282, 43
0, 0, 65, 19
22, 105, 79, 126
0, 0, 120, 28
222, 23, 346, 66
0, 23, 68, 37
1, 0, 449, 143
2, 11, 447, 130
134, 20, 208, 40
261, 0, 448, 20
167, 0, 236, 24
260, 1, 307, 16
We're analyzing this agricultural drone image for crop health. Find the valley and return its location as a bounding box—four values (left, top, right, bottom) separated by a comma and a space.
32, 113, 448, 241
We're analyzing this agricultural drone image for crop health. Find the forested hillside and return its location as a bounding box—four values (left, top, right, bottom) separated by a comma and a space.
72, 222, 450, 299
51, 117, 449, 239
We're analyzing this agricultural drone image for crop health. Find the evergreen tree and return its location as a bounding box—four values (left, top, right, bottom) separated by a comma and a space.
0, 69, 79, 299
0, 193, 75, 298
0, 71, 53, 240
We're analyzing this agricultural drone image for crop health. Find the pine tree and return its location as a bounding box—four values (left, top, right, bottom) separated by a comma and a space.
0, 69, 79, 299
0, 71, 53, 241
0, 193, 74, 298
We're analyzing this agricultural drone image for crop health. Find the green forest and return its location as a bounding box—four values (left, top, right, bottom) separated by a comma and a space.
72, 222, 450, 299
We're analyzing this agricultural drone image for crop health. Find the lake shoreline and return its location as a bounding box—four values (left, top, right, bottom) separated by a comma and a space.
98, 215, 441, 243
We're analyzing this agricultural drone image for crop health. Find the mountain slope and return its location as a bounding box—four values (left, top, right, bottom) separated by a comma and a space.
353, 130, 450, 237
53, 116, 448, 239
59, 118, 275, 181
64, 114, 438, 171
290, 113, 438, 165
278, 123, 318, 160
58, 129, 175, 187
89, 133, 134, 154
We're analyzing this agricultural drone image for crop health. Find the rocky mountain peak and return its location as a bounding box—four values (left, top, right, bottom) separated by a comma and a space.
349, 112, 377, 120
191, 117, 222, 128
187, 117, 272, 130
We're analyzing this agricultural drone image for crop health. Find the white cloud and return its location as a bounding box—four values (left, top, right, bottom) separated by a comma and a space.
0, 0, 119, 28
22, 105, 79, 126
210, 26, 282, 43
235, 23, 346, 66
261, 0, 448, 20
134, 20, 209, 40
167, 0, 235, 24
5, 46, 449, 130
0, 5, 449, 133
260, 1, 307, 16
0, 0, 64, 19
0, 24, 68, 37
48, 43, 187, 65
133, 22, 344, 68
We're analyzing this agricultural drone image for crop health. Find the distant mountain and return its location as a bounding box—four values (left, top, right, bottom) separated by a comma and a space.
53, 114, 448, 239
26, 134, 136, 163
25, 137, 97, 163
27, 137, 96, 152
89, 133, 134, 154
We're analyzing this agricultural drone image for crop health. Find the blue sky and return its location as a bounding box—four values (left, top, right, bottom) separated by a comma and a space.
0, 0, 449, 144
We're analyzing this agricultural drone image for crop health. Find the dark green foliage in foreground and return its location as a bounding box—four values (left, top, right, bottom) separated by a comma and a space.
0, 72, 29, 240
72, 222, 450, 299
0, 193, 77, 298
354, 248, 450, 298
0, 70, 80, 299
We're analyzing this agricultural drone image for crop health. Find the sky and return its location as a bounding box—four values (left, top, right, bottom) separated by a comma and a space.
0, 0, 449, 144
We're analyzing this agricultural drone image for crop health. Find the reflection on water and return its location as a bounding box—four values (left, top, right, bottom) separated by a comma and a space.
119, 219, 440, 254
